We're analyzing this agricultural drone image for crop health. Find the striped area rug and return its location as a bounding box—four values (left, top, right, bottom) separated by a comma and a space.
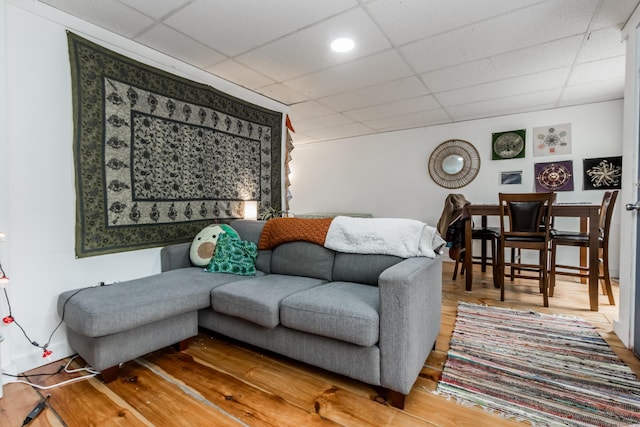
436, 302, 640, 426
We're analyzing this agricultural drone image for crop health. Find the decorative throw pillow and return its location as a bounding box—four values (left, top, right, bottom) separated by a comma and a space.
206, 233, 257, 276
189, 224, 239, 266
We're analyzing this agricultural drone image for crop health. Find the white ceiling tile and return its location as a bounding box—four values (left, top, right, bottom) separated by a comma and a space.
35, 0, 637, 143
366, 0, 541, 45
446, 89, 562, 121
576, 27, 625, 63
421, 36, 583, 92
591, 0, 640, 29
289, 101, 336, 121
206, 60, 275, 89
401, 0, 598, 73
302, 122, 375, 141
436, 68, 571, 107
318, 77, 429, 112
164, 0, 358, 56
135, 24, 226, 69
344, 95, 440, 122
116, 0, 191, 19
363, 109, 451, 131
294, 113, 354, 132
283, 50, 413, 98
568, 56, 625, 85
254, 83, 309, 105
40, 0, 154, 37
559, 78, 625, 106
236, 8, 391, 82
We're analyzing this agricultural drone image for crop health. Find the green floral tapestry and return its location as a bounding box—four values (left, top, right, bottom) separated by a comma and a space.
68, 32, 282, 257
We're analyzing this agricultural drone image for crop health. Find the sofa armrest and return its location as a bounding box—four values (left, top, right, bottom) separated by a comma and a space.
378, 255, 443, 394
160, 242, 192, 272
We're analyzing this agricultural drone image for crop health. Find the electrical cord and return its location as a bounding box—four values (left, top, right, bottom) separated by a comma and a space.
3, 284, 94, 356
5, 355, 98, 390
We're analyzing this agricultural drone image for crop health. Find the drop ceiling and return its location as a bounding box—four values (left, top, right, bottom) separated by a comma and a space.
35, 0, 639, 144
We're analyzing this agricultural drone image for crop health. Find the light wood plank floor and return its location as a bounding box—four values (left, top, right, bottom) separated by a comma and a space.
1, 262, 638, 427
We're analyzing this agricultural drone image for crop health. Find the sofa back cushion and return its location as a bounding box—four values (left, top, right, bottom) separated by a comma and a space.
271, 242, 335, 280
230, 219, 266, 243
333, 253, 403, 286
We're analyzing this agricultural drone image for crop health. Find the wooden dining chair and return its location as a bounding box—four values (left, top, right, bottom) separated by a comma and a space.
437, 194, 499, 280
549, 190, 618, 305
497, 192, 556, 307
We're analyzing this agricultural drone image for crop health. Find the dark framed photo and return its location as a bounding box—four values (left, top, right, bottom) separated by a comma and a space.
583, 156, 622, 190
492, 129, 526, 160
500, 170, 522, 185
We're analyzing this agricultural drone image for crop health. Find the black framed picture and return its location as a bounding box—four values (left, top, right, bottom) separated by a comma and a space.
583, 156, 622, 190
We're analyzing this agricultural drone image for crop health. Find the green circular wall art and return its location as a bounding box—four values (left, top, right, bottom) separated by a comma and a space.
492, 129, 526, 160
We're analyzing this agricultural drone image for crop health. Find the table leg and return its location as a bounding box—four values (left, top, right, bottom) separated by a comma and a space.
465, 216, 473, 291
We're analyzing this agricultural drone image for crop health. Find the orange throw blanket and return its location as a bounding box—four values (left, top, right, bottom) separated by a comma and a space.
258, 217, 334, 249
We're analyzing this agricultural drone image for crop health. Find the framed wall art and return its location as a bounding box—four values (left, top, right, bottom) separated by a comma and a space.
533, 123, 571, 156
583, 156, 622, 190
492, 129, 526, 160
500, 170, 523, 185
535, 160, 574, 192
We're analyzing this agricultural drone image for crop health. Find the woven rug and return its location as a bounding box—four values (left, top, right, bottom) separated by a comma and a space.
436, 302, 640, 426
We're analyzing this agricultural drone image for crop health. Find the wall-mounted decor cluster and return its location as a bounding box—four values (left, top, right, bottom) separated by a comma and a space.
492, 122, 621, 193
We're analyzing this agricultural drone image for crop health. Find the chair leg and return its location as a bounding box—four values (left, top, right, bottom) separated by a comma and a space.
452, 258, 459, 280
600, 248, 615, 305
491, 238, 499, 288
549, 241, 557, 297
541, 249, 549, 307
498, 243, 505, 301
480, 237, 487, 272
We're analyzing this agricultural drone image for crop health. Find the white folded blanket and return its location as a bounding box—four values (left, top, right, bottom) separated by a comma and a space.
324, 216, 445, 258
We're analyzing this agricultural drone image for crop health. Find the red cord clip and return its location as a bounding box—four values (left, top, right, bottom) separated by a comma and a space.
42, 349, 53, 358
2, 315, 14, 324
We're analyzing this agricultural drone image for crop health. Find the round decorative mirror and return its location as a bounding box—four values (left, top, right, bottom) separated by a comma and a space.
428, 139, 481, 189
442, 154, 464, 174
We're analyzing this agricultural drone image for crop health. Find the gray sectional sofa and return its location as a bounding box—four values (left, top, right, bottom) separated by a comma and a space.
58, 219, 443, 408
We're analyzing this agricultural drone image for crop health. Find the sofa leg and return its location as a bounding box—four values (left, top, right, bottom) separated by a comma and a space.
100, 365, 119, 383
172, 338, 189, 352
376, 388, 406, 409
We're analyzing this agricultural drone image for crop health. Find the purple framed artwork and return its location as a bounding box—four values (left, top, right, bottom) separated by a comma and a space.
535, 160, 574, 192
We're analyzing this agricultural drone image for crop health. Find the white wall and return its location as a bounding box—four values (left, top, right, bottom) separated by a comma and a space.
0, 2, 287, 375
289, 100, 623, 273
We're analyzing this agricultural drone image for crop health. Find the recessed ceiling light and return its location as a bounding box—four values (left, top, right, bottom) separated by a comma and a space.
330, 37, 355, 53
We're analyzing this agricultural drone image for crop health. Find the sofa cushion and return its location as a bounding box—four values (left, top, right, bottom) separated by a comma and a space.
270, 242, 335, 280
229, 219, 266, 244
58, 268, 257, 337
280, 281, 379, 347
332, 253, 403, 286
211, 275, 327, 329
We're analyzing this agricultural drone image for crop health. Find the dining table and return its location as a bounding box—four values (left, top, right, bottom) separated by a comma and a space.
462, 203, 602, 311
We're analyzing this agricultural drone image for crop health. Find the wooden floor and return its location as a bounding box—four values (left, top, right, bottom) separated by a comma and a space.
1, 262, 638, 427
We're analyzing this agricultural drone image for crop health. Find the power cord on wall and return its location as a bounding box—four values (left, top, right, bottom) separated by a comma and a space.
1, 254, 102, 385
